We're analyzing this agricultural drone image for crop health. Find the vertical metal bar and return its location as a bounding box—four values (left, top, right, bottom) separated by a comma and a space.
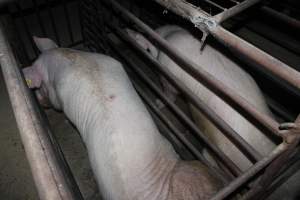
15, 2, 39, 56
0, 20, 82, 200
44, 0, 61, 46
32, 0, 47, 36
62, 0, 74, 44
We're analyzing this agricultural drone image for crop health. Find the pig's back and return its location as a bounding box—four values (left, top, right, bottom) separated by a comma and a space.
158, 32, 275, 170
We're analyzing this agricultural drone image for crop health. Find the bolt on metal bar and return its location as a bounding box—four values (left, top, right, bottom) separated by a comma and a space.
0, 20, 82, 200
105, 32, 242, 176
108, 23, 262, 164
104, 0, 281, 140
213, 0, 261, 23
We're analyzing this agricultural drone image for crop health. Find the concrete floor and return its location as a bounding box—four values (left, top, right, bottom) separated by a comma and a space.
0, 71, 101, 199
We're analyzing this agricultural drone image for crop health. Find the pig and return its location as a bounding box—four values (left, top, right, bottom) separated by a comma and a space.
127, 25, 277, 171
22, 37, 222, 200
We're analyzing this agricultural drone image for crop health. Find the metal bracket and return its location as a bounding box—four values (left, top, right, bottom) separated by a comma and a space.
279, 115, 300, 144
192, 15, 216, 51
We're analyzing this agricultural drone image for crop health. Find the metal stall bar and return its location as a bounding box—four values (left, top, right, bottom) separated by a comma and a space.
260, 6, 300, 31
133, 82, 230, 183
212, 115, 300, 200
0, 21, 82, 200
103, 0, 281, 140
108, 24, 262, 164
105, 33, 243, 179
210, 142, 289, 200
214, 0, 261, 23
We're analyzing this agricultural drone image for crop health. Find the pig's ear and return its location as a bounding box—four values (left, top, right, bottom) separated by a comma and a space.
22, 66, 42, 89
33, 36, 58, 52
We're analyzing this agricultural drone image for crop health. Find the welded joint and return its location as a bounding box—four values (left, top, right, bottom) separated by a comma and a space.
192, 15, 216, 50
279, 115, 300, 144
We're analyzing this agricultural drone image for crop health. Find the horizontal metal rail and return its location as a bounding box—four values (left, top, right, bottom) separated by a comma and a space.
104, 0, 281, 141
0, 19, 82, 200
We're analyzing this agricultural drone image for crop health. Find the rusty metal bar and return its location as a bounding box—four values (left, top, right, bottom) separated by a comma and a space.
213, 0, 261, 23
260, 6, 300, 32
210, 143, 288, 200
0, 20, 82, 200
104, 0, 281, 140
133, 81, 230, 183
107, 23, 263, 164
149, 0, 300, 94
209, 26, 300, 92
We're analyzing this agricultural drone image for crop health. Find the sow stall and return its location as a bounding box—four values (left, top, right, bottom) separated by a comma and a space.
0, 0, 299, 199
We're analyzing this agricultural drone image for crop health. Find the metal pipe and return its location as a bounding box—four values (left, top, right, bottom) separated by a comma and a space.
213, 0, 261, 23
108, 23, 262, 164
147, 0, 300, 96
106, 34, 242, 176
0, 20, 81, 200
209, 26, 300, 92
210, 143, 288, 200
133, 82, 230, 183
104, 0, 281, 139
260, 6, 300, 32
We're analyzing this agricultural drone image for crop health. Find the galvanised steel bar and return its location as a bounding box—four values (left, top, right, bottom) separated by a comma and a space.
260, 6, 300, 32
210, 142, 288, 200
104, 0, 281, 139
106, 33, 242, 176
108, 23, 263, 164
0, 21, 82, 200
213, 0, 261, 23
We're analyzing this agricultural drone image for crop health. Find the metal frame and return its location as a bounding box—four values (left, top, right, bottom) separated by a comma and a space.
0, 19, 83, 200
89, 0, 300, 199
0, 0, 299, 199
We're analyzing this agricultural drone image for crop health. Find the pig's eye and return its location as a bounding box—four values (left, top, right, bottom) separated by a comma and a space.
146, 48, 151, 53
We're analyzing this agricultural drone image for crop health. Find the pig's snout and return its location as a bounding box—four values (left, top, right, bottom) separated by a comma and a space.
35, 89, 51, 108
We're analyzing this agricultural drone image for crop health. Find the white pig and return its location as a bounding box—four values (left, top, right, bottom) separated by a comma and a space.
127, 25, 277, 171
22, 37, 222, 200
